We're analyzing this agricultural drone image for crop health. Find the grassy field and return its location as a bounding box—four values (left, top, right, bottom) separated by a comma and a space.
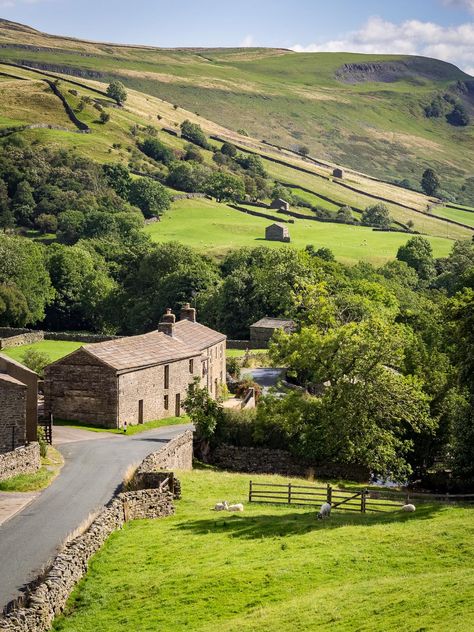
53, 416, 188, 435
145, 198, 454, 264
52, 468, 474, 631
226, 348, 266, 358
2, 340, 83, 364
0, 445, 63, 492
430, 206, 474, 228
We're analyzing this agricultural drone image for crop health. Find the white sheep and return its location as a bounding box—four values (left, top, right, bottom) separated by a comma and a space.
317, 502, 331, 520
226, 502, 244, 512
402, 503, 416, 512
214, 501, 228, 511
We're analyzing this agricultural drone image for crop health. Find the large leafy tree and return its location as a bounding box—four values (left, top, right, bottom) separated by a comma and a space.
106, 80, 127, 105
361, 203, 391, 229
128, 178, 171, 218
397, 236, 435, 281
205, 171, 245, 203
421, 168, 440, 196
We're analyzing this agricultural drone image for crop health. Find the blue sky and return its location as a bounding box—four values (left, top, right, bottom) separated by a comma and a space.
2, 0, 474, 73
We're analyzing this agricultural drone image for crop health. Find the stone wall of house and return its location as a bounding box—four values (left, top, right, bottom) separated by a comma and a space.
44, 349, 118, 428
0, 379, 27, 454
118, 356, 200, 426
212, 444, 370, 483
0, 443, 40, 481
201, 341, 226, 399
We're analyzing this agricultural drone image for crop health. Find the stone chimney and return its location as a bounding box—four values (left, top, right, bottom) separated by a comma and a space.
180, 302, 196, 323
158, 308, 176, 336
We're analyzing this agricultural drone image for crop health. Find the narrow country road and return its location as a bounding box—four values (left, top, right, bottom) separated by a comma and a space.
0, 424, 191, 609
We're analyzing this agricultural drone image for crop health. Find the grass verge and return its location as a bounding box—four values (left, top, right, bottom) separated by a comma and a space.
0, 445, 63, 492
53, 416, 189, 435
52, 468, 474, 631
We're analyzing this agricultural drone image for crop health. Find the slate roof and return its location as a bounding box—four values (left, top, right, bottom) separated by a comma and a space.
174, 319, 226, 351
0, 372, 27, 388
250, 317, 296, 330
83, 331, 198, 373
81, 321, 226, 373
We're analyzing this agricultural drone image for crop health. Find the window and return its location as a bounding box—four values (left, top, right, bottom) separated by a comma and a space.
189, 359, 194, 374
164, 364, 169, 389
164, 394, 169, 410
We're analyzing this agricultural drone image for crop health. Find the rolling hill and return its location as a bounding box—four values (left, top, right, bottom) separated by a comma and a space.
0, 18, 473, 201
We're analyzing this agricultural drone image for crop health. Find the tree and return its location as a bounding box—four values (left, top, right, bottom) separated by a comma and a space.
0, 180, 13, 232
446, 103, 470, 127
106, 81, 127, 105
99, 110, 110, 124
139, 137, 174, 166
57, 210, 86, 245
221, 142, 237, 158
166, 163, 199, 192
421, 168, 440, 196
102, 163, 132, 199
0, 234, 54, 325
184, 143, 204, 163
12, 180, 35, 226
183, 377, 224, 460
361, 203, 391, 229
298, 145, 310, 157
35, 213, 58, 234
0, 283, 29, 327
128, 178, 171, 218
314, 247, 335, 262
397, 236, 435, 281
205, 172, 245, 203
180, 120, 209, 149
20, 349, 51, 377
337, 205, 353, 223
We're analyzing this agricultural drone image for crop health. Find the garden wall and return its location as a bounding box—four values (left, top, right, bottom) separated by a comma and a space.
0, 328, 121, 350
212, 444, 370, 483
0, 443, 40, 482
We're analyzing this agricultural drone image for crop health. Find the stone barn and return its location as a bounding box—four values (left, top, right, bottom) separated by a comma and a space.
265, 223, 290, 243
333, 168, 344, 179
270, 198, 290, 212
44, 305, 226, 429
0, 355, 38, 453
250, 317, 296, 348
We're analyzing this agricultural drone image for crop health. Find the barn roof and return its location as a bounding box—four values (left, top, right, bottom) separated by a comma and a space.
250, 317, 296, 330
0, 372, 27, 388
266, 222, 287, 230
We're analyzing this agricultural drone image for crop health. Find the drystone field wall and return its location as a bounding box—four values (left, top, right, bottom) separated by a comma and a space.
0, 430, 193, 632
0, 328, 121, 350
212, 444, 370, 482
0, 443, 40, 481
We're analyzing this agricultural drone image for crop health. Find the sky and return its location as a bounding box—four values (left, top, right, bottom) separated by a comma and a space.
1, 0, 473, 74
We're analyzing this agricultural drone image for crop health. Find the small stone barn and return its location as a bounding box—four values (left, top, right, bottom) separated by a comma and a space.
333, 168, 344, 179
250, 317, 296, 347
0, 354, 38, 454
44, 305, 226, 429
265, 223, 290, 243
270, 198, 290, 212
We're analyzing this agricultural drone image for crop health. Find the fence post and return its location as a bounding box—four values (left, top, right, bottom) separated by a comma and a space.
327, 484, 332, 505
288, 482, 292, 505
361, 489, 367, 513
249, 480, 253, 503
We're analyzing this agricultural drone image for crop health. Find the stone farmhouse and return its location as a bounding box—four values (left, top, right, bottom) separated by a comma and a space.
265, 223, 290, 243
250, 317, 296, 347
44, 305, 226, 429
0, 354, 38, 454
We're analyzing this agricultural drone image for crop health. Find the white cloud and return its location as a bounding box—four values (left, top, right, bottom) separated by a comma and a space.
292, 16, 474, 75
240, 34, 254, 47
442, 0, 474, 12
0, 0, 43, 7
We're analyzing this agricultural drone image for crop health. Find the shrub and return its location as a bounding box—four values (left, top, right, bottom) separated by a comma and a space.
139, 137, 174, 165
226, 356, 241, 379
37, 426, 48, 458
361, 203, 391, 229
180, 120, 209, 149
21, 349, 51, 377
35, 213, 58, 234
99, 110, 110, 124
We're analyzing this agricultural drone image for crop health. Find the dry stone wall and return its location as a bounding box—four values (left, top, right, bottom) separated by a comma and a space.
212, 444, 370, 482
0, 443, 40, 481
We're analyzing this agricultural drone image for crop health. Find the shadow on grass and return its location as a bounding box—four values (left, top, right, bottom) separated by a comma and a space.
174, 503, 443, 539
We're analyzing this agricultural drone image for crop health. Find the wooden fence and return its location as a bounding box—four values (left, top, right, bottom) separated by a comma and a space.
248, 481, 474, 513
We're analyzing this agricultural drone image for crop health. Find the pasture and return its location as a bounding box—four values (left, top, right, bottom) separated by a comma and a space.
52, 468, 474, 631
2, 340, 82, 365
145, 198, 453, 264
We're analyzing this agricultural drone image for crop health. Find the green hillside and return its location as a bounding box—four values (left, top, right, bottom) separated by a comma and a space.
1, 19, 473, 202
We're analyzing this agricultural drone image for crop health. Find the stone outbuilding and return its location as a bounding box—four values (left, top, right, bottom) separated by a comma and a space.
250, 317, 296, 348
332, 168, 344, 179
265, 223, 290, 243
270, 198, 290, 212
44, 305, 226, 429
0, 354, 38, 454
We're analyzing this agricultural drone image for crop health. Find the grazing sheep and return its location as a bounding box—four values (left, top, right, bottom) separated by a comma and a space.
226, 502, 244, 512
214, 501, 228, 511
317, 502, 331, 520
402, 503, 416, 512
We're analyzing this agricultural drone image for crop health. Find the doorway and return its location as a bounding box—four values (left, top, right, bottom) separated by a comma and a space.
175, 393, 181, 417
138, 399, 144, 424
